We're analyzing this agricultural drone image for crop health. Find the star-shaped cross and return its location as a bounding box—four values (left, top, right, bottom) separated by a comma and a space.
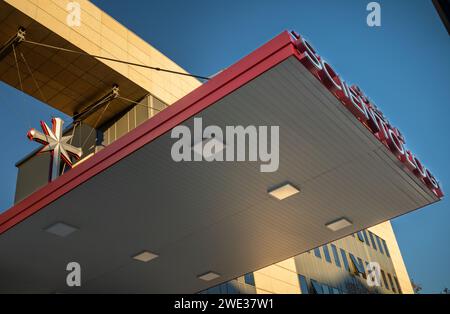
27, 117, 83, 181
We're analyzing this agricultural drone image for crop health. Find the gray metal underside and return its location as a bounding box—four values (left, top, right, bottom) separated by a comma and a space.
0, 57, 437, 293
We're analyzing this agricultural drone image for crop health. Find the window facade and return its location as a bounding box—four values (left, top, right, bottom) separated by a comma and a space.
340, 249, 351, 272
369, 231, 378, 250
357, 257, 366, 279
357, 231, 365, 242
314, 247, 321, 259
376, 235, 384, 254
387, 273, 396, 293
362, 230, 371, 247
298, 275, 309, 294
394, 276, 402, 294
311, 279, 323, 294
349, 253, 365, 275
331, 244, 341, 268
322, 245, 332, 263
322, 284, 331, 294
353, 229, 392, 259
244, 272, 255, 286
381, 269, 389, 290
101, 94, 167, 147
200, 278, 256, 294
202, 231, 400, 295
382, 239, 391, 257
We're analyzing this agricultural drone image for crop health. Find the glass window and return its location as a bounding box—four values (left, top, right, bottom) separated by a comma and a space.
212, 284, 223, 294
135, 97, 149, 126
394, 276, 402, 294
376, 236, 384, 254
322, 245, 332, 263
227, 280, 240, 294
220, 283, 229, 294
387, 273, 396, 293
311, 280, 323, 294
362, 230, 371, 247
358, 257, 367, 279
349, 253, 365, 275
314, 247, 321, 259
357, 231, 365, 242
152, 96, 168, 113
331, 244, 341, 268
340, 249, 350, 272
298, 275, 309, 294
244, 272, 255, 286
369, 231, 378, 250
382, 239, 391, 257
116, 113, 129, 140
381, 269, 389, 290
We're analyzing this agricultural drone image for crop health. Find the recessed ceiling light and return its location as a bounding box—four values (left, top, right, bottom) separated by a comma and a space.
198, 271, 221, 281
44, 222, 78, 237
325, 218, 353, 231
132, 251, 159, 262
268, 182, 300, 200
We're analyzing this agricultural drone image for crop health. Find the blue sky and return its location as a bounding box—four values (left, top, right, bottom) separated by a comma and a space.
0, 0, 449, 293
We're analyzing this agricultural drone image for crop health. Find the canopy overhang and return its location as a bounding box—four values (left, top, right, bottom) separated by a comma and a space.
0, 31, 441, 293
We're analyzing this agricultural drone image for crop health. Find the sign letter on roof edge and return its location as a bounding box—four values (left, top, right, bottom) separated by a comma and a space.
291, 31, 443, 199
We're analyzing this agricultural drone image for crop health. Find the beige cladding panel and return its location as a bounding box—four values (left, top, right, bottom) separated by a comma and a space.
253, 259, 301, 294
5, 0, 202, 106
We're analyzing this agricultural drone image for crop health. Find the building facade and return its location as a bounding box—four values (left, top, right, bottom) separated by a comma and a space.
0, 0, 432, 294
201, 221, 413, 294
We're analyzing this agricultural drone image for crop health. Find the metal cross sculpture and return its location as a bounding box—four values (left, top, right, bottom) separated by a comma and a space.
27, 117, 83, 181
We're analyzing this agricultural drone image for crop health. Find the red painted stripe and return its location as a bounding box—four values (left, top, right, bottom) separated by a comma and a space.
0, 31, 297, 235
